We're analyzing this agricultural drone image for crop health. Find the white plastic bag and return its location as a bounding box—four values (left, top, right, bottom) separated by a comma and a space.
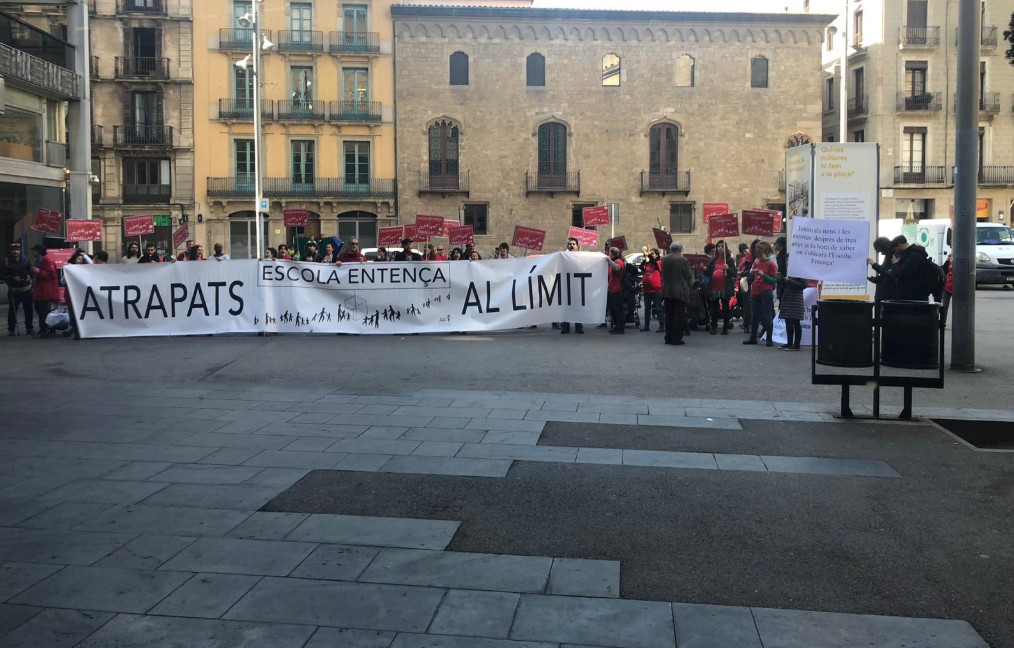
45, 308, 70, 330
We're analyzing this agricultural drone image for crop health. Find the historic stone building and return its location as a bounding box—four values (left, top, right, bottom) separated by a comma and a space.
821, 0, 1014, 223
392, 6, 832, 254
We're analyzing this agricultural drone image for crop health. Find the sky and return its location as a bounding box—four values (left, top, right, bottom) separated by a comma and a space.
532, 0, 845, 15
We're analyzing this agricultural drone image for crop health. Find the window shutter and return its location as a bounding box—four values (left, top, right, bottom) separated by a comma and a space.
154, 27, 164, 58
123, 93, 134, 125
156, 90, 165, 125
124, 27, 133, 56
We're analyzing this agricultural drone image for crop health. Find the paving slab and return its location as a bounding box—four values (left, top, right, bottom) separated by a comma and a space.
290, 544, 381, 581
328, 438, 423, 456
0, 497, 59, 526
304, 627, 397, 648
76, 504, 250, 537
402, 428, 487, 443
39, 479, 168, 505
141, 483, 280, 510
713, 454, 769, 472
12, 565, 193, 613
622, 450, 719, 470
0, 562, 63, 601
195, 448, 264, 466
465, 419, 546, 433
17, 501, 116, 531
547, 558, 620, 598
287, 401, 365, 414
287, 514, 460, 550
359, 548, 552, 593
482, 431, 542, 445
94, 534, 197, 570
671, 603, 763, 648
77, 613, 316, 647
291, 412, 341, 424
331, 414, 436, 428
356, 405, 402, 415
0, 604, 41, 635
254, 423, 368, 438
426, 418, 472, 429
575, 448, 624, 465
0, 527, 133, 566
577, 402, 650, 415
751, 607, 990, 648
242, 467, 311, 487
597, 413, 640, 425
227, 512, 310, 541
511, 594, 676, 648
149, 572, 262, 618
635, 415, 742, 430
429, 589, 521, 639
391, 636, 556, 648
243, 450, 346, 470
175, 432, 292, 450
487, 408, 529, 420
412, 442, 465, 457
457, 443, 577, 463
336, 453, 395, 472
282, 437, 340, 452
381, 455, 513, 478
81, 443, 218, 463
160, 537, 318, 576
0, 609, 111, 648
224, 576, 445, 632
362, 426, 412, 439
759, 456, 901, 478
525, 410, 601, 424
101, 461, 174, 481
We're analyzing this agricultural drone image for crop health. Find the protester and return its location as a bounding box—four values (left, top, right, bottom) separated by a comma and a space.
189, 244, 205, 261
177, 240, 195, 261
29, 244, 59, 338
212, 243, 230, 261
560, 237, 584, 335
424, 244, 438, 261
640, 248, 664, 333
435, 245, 448, 261
338, 238, 366, 263
886, 235, 933, 301
661, 241, 692, 346
264, 247, 277, 260
304, 241, 319, 262
375, 247, 390, 262
495, 243, 512, 259
319, 241, 337, 264
468, 250, 481, 261
736, 241, 753, 331
449, 247, 463, 261
773, 236, 788, 299
778, 274, 807, 351
463, 243, 476, 260
277, 244, 292, 260
3, 241, 34, 336
744, 241, 778, 347
121, 242, 141, 263
395, 238, 422, 261
867, 236, 897, 303
95, 251, 109, 264
940, 253, 954, 325
605, 247, 627, 334
138, 243, 162, 263
706, 240, 736, 335
63, 250, 89, 339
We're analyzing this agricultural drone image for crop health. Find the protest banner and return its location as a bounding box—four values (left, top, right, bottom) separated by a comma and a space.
605, 236, 628, 252
512, 225, 546, 251
415, 215, 445, 237
742, 210, 777, 237
172, 223, 190, 250
283, 209, 309, 227
403, 224, 429, 243
63, 252, 609, 338
66, 220, 103, 242
49, 248, 74, 302
448, 225, 474, 247
443, 219, 459, 237
568, 226, 599, 250
377, 226, 404, 247
684, 253, 710, 274
124, 215, 155, 237
787, 217, 870, 285
702, 202, 730, 243
652, 228, 672, 251
707, 213, 739, 239
582, 205, 610, 227
31, 208, 63, 235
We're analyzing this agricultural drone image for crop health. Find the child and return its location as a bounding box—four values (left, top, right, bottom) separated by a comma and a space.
743, 241, 778, 347
778, 275, 808, 350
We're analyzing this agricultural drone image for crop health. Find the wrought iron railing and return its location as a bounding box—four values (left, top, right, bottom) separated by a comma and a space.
526, 171, 580, 194
847, 95, 869, 118
278, 30, 324, 53
219, 28, 272, 51
0, 42, 79, 99
640, 170, 691, 194
894, 166, 947, 185
418, 171, 469, 194
116, 0, 166, 15
328, 100, 381, 122
113, 124, 174, 147
328, 31, 380, 54
115, 56, 169, 79
208, 177, 396, 199
218, 98, 274, 120
277, 100, 326, 121
896, 92, 942, 111
900, 26, 940, 46
123, 183, 172, 204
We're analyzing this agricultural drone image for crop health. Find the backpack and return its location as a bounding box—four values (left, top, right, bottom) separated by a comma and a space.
922, 256, 945, 301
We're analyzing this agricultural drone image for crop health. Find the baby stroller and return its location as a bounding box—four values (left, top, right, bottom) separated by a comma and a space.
621, 263, 642, 329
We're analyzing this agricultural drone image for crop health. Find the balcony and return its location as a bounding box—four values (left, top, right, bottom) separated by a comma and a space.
0, 43, 79, 99
217, 99, 274, 121
980, 92, 1001, 113
329, 31, 380, 54
115, 56, 169, 79
278, 30, 324, 53
640, 170, 691, 195
976, 166, 1014, 186
219, 28, 271, 51
116, 0, 166, 15
91, 125, 104, 148
328, 100, 381, 123
207, 177, 396, 199
981, 26, 998, 47
525, 171, 580, 196
418, 171, 469, 196
894, 166, 948, 185
277, 100, 325, 121
897, 92, 942, 112
113, 124, 174, 148
45, 141, 67, 168
123, 183, 172, 204
847, 95, 869, 119
900, 26, 940, 46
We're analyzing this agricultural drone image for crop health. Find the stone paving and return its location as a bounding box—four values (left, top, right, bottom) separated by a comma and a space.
0, 381, 995, 647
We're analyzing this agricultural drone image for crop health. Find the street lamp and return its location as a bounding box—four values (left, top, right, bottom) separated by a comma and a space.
234, 2, 273, 259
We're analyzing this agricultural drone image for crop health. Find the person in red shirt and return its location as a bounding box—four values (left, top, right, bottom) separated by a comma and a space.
435, 245, 448, 261
336, 238, 366, 264
639, 248, 663, 332
606, 246, 626, 334
744, 241, 778, 347
29, 244, 60, 338
706, 240, 736, 335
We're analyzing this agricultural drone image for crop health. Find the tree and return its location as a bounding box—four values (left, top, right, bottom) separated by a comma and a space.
1004, 11, 1014, 66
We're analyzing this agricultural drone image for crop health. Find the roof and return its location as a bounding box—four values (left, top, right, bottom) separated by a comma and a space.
390, 5, 836, 24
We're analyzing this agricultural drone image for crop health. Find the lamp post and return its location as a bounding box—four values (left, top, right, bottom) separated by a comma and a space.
236, 3, 273, 259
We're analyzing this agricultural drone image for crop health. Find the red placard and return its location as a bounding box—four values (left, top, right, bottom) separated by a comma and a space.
172, 223, 190, 250
684, 253, 711, 273
123, 214, 155, 237
707, 213, 740, 239
31, 208, 63, 235
448, 225, 474, 246
49, 248, 74, 303
415, 215, 445, 237
567, 226, 599, 250
702, 202, 730, 244
443, 219, 459, 237
65, 220, 102, 242
605, 236, 628, 252
651, 228, 672, 251
283, 209, 309, 227
582, 205, 610, 227
512, 225, 546, 251
377, 226, 404, 247
403, 224, 429, 243
742, 209, 777, 237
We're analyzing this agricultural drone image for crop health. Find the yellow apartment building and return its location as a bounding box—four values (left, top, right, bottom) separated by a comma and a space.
193, 0, 396, 257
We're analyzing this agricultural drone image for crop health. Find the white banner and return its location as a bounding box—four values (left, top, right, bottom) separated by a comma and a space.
788, 218, 870, 286
64, 253, 608, 338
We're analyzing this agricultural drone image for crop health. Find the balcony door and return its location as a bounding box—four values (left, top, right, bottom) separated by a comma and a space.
235, 139, 255, 194
233, 1, 251, 27
234, 67, 254, 112
429, 122, 459, 190
342, 68, 369, 114
648, 123, 678, 189
344, 141, 370, 192
537, 123, 566, 189
342, 5, 368, 49
852, 68, 865, 112
291, 67, 313, 111
291, 140, 315, 194
907, 1, 927, 43
902, 127, 926, 182
290, 3, 312, 46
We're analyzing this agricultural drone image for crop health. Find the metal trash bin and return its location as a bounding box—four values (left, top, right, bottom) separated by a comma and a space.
881, 300, 940, 369
815, 300, 873, 367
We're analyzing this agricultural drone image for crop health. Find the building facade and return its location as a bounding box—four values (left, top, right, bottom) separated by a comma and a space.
193, 0, 397, 258
821, 0, 1014, 224
392, 6, 832, 254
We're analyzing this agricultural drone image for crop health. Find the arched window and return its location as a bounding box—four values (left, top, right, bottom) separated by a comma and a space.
526, 53, 545, 87
675, 54, 695, 88
601, 53, 620, 86
449, 52, 468, 86
429, 121, 460, 190
648, 123, 679, 189
537, 122, 566, 188
751, 56, 769, 88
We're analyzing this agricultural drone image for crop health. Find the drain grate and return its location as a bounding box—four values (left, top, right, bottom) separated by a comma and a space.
933, 419, 1014, 450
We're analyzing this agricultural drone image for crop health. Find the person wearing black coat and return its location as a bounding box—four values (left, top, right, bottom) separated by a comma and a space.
2, 241, 34, 335
867, 236, 898, 303
887, 236, 931, 301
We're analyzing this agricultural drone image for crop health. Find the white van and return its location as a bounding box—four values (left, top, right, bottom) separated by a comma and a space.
878, 219, 1014, 287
